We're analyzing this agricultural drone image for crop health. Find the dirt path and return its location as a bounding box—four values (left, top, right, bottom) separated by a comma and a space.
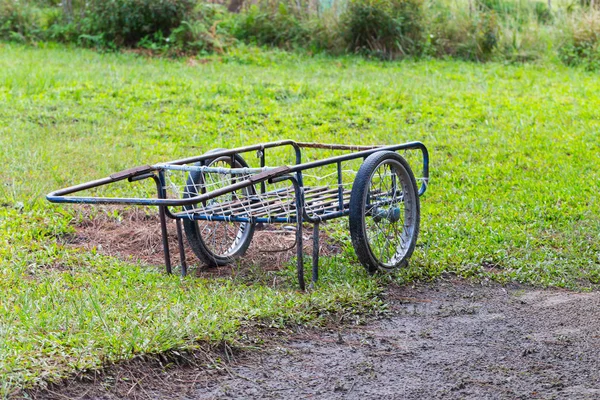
29, 279, 600, 400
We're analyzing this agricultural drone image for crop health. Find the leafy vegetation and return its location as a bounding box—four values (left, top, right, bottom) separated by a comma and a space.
83, 0, 197, 46
1, 0, 600, 66
1, 44, 599, 394
228, 2, 308, 48
558, 10, 600, 71
343, 0, 425, 58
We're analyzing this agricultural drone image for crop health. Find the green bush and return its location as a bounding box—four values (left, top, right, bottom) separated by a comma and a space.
0, 0, 81, 42
169, 3, 235, 53
0, 0, 42, 41
82, 0, 197, 46
429, 7, 500, 61
304, 11, 345, 53
559, 12, 600, 71
342, 0, 424, 58
231, 2, 310, 48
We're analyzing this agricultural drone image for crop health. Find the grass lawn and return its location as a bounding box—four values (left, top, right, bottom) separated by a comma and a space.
0, 43, 599, 395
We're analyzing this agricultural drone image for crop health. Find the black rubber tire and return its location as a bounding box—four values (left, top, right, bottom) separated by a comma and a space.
349, 151, 420, 274
182, 149, 255, 267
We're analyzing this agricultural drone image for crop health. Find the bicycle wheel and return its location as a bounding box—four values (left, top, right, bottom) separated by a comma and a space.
182, 150, 255, 267
349, 151, 420, 274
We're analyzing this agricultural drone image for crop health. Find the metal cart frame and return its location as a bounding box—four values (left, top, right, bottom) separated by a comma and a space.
47, 140, 429, 290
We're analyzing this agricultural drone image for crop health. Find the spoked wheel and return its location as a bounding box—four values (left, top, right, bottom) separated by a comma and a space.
182, 150, 255, 267
349, 151, 420, 274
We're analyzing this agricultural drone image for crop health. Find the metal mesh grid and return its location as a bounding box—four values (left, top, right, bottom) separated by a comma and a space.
158, 146, 426, 223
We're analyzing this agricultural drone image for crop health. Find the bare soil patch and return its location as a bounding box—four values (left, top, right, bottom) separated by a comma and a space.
62, 206, 342, 279
26, 279, 600, 400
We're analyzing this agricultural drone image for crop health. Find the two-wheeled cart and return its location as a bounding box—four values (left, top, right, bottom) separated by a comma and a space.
47, 140, 429, 290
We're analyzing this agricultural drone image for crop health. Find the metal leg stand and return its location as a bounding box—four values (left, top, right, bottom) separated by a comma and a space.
158, 205, 172, 275
175, 218, 188, 277
276, 174, 306, 291
311, 222, 320, 286
296, 219, 305, 291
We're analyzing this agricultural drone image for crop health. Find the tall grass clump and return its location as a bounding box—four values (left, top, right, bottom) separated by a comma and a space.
427, 0, 560, 62
341, 0, 425, 58
559, 10, 600, 70
304, 10, 345, 53
427, 2, 500, 61
230, 1, 310, 48
488, 0, 555, 62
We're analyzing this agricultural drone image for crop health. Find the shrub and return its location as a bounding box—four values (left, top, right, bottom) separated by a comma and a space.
169, 3, 235, 53
429, 7, 500, 61
559, 11, 600, 71
304, 10, 345, 53
82, 0, 196, 46
0, 0, 42, 41
495, 19, 552, 63
231, 2, 310, 48
342, 0, 425, 59
0, 0, 82, 43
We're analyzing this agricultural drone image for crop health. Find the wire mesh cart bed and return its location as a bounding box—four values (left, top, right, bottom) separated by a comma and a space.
47, 140, 429, 290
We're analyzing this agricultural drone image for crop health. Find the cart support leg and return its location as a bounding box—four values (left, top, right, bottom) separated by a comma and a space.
312, 222, 320, 285
176, 218, 187, 277
296, 220, 305, 291
153, 173, 172, 275
158, 205, 172, 275
275, 174, 305, 290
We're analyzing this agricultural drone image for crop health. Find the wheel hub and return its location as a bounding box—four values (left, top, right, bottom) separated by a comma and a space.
372, 206, 401, 223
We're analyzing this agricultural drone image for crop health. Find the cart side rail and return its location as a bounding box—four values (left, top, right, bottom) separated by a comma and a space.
46, 141, 429, 206
46, 165, 291, 206
288, 141, 429, 196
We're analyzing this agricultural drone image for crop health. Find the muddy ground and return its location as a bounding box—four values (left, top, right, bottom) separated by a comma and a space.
26, 209, 600, 399
29, 279, 600, 400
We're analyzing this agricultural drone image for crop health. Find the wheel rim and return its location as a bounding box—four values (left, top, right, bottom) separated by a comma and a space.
188, 156, 253, 259
362, 159, 416, 268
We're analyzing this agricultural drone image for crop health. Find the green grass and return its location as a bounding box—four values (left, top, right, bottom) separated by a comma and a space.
1, 43, 599, 394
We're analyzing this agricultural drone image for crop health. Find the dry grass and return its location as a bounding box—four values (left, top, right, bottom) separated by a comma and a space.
64, 206, 343, 279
